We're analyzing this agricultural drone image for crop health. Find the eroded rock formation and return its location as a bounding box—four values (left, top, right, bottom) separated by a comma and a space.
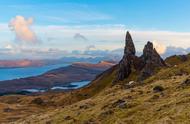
117, 32, 135, 81
139, 41, 166, 80
116, 31, 165, 82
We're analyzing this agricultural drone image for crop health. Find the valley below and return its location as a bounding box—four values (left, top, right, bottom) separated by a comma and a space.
0, 61, 116, 95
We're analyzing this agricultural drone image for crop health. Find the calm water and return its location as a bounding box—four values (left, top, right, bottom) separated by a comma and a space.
0, 64, 91, 93
23, 81, 91, 93
51, 81, 91, 90
0, 63, 69, 81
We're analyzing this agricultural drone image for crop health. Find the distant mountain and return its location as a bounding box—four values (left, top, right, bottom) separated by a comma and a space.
162, 46, 190, 58
58, 56, 120, 64
0, 56, 118, 68
0, 61, 116, 95
0, 59, 46, 68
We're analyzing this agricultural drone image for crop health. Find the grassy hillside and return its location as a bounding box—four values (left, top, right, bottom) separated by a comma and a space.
165, 54, 190, 66
11, 58, 190, 124
0, 65, 117, 123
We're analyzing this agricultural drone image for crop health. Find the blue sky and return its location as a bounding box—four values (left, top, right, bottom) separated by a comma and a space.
0, 0, 190, 31
0, 0, 190, 59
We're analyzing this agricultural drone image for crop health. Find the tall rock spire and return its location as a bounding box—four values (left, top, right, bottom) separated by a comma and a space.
124, 31, 136, 55
139, 41, 166, 80
116, 31, 136, 81
142, 41, 165, 66
115, 31, 166, 82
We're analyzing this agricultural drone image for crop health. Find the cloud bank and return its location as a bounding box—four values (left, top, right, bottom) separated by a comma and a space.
9, 16, 39, 44
2, 21, 190, 59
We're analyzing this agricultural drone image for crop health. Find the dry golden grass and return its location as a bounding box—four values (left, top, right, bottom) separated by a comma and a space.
14, 74, 190, 124
2, 59, 190, 123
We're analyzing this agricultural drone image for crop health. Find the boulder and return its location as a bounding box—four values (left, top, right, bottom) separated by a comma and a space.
182, 78, 190, 86
112, 99, 127, 109
31, 97, 44, 105
153, 85, 164, 93
3, 107, 13, 112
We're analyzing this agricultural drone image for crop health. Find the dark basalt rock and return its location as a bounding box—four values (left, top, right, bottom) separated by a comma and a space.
141, 41, 165, 66
116, 31, 166, 82
153, 85, 164, 93
139, 41, 166, 80
31, 97, 44, 105
112, 99, 127, 109
181, 78, 190, 86
3, 107, 14, 112
116, 32, 137, 81
117, 55, 132, 81
124, 31, 136, 55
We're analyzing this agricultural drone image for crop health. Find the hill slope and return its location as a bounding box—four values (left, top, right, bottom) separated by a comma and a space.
16, 59, 190, 124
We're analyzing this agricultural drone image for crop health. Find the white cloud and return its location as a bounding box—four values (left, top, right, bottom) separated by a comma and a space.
9, 16, 39, 44
34, 24, 126, 51
131, 30, 190, 50
153, 41, 166, 54
34, 25, 190, 51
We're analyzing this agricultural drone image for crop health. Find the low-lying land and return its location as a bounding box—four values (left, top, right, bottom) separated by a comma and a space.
0, 61, 115, 95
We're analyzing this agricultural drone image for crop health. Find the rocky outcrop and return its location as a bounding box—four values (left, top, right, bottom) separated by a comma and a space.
141, 41, 165, 67
117, 31, 140, 81
139, 41, 166, 80
124, 31, 136, 55
116, 31, 166, 82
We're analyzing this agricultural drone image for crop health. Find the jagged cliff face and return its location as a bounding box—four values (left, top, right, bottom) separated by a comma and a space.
116, 31, 166, 82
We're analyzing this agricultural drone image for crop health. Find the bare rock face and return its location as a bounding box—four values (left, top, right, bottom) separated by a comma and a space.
116, 31, 166, 82
139, 41, 166, 80
141, 41, 165, 67
124, 31, 136, 55
117, 55, 131, 81
116, 32, 136, 81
